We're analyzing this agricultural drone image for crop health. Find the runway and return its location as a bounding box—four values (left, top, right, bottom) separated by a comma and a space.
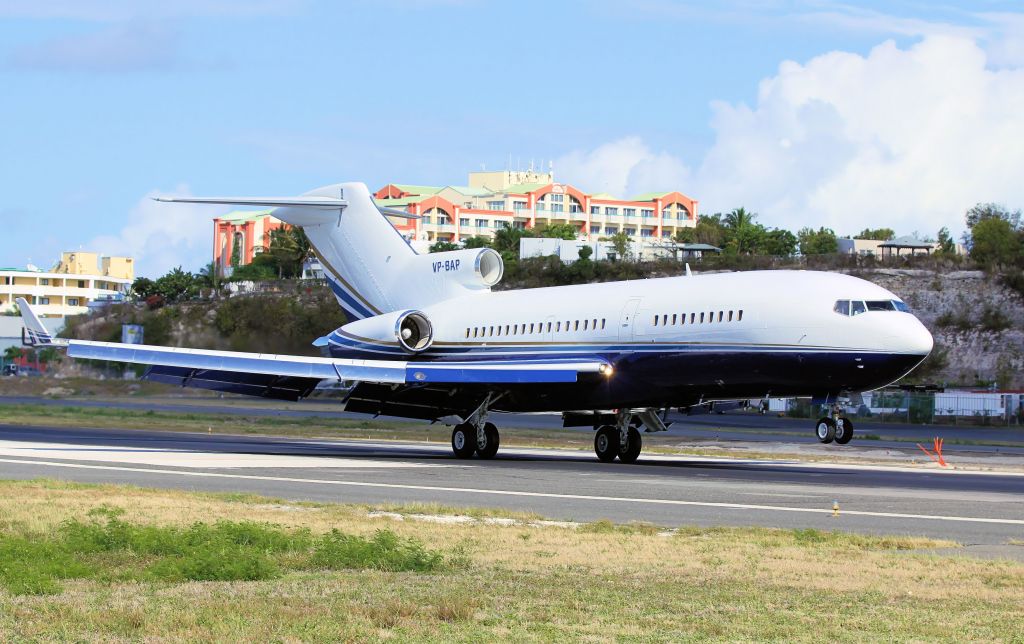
0, 424, 1022, 555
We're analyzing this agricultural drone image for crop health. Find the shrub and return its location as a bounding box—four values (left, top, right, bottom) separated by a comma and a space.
979, 305, 1012, 332
312, 529, 444, 572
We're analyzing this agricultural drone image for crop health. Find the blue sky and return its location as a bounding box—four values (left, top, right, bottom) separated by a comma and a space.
2, 1, 1023, 276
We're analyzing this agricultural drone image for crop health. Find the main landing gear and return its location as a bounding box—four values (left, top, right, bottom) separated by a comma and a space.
450, 394, 502, 459
593, 409, 667, 464
815, 404, 854, 445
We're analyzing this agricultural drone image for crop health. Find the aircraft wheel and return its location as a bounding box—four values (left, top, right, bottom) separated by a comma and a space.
834, 417, 854, 445
815, 417, 836, 444
476, 422, 500, 459
618, 427, 642, 464
451, 424, 476, 459
594, 425, 619, 463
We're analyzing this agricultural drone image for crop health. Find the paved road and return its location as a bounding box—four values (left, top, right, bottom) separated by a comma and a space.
0, 423, 1021, 555
3, 395, 1023, 454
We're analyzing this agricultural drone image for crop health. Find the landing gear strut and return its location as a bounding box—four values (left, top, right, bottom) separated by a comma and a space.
816, 403, 854, 445
450, 394, 502, 459
593, 409, 651, 463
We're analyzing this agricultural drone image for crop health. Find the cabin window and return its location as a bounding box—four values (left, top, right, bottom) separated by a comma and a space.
699, 312, 705, 323
584, 319, 589, 331
593, 318, 598, 329
672, 314, 677, 325
488, 326, 493, 336
527, 323, 533, 334
556, 321, 561, 332
465, 328, 470, 338
718, 311, 723, 322
601, 319, 607, 330
728, 311, 733, 322
738, 310, 743, 321
690, 313, 695, 324
473, 328, 478, 338
851, 301, 866, 316
708, 311, 713, 323
653, 316, 658, 326
547, 322, 552, 332
574, 320, 580, 331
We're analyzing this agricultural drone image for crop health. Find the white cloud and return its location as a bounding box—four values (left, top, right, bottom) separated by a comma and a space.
87, 186, 214, 278
556, 34, 1024, 237
9, 21, 180, 72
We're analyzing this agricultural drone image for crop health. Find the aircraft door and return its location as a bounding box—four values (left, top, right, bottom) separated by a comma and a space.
618, 298, 640, 342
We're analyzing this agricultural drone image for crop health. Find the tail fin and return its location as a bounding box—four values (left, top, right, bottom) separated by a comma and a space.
16, 298, 66, 347
158, 182, 496, 319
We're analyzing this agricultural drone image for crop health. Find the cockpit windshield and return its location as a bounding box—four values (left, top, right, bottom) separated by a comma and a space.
833, 299, 909, 316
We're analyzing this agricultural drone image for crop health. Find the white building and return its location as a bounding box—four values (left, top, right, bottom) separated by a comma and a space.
1, 251, 134, 318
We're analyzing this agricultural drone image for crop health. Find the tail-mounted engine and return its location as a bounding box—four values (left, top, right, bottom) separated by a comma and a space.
337, 309, 435, 354
395, 310, 433, 353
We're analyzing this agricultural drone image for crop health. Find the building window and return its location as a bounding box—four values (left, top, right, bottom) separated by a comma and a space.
475, 219, 488, 228
509, 221, 524, 229
590, 206, 600, 215
662, 209, 671, 218
459, 218, 470, 227
677, 209, 688, 220
68, 298, 79, 306
551, 203, 564, 213
39, 297, 50, 305
624, 228, 636, 235
513, 201, 527, 211
641, 209, 654, 218
550, 193, 564, 203
40, 278, 49, 286
624, 208, 636, 217
438, 215, 449, 225
487, 201, 504, 210
661, 230, 672, 237
604, 226, 617, 235
641, 229, 653, 237
590, 225, 601, 234
569, 204, 582, 213
606, 207, 618, 216
78, 280, 86, 288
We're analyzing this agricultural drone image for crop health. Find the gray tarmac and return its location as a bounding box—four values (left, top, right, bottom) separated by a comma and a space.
0, 422, 1021, 558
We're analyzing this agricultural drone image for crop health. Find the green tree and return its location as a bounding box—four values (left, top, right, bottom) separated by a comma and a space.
461, 236, 491, 249
798, 227, 838, 255
762, 228, 798, 257
429, 240, 459, 253
154, 267, 200, 301
491, 227, 535, 254
534, 222, 580, 240
131, 277, 157, 299
196, 262, 219, 289
691, 214, 726, 247
577, 244, 593, 261
965, 202, 1021, 230
969, 217, 1019, 266
602, 232, 633, 260
723, 207, 767, 255
230, 234, 242, 268
266, 226, 310, 278
936, 227, 956, 255
854, 228, 895, 241
229, 254, 278, 281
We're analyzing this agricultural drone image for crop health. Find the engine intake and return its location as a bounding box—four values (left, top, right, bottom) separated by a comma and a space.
395, 310, 433, 353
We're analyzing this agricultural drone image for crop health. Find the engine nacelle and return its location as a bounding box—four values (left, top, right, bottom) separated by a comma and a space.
339, 309, 434, 354
423, 247, 503, 289
395, 310, 433, 353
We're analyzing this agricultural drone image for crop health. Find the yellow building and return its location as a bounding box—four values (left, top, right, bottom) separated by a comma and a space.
0, 251, 134, 318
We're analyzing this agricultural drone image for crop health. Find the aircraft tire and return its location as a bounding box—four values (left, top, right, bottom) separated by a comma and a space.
815, 417, 836, 444
476, 422, 500, 459
594, 425, 619, 463
618, 427, 642, 464
451, 424, 476, 459
834, 417, 854, 445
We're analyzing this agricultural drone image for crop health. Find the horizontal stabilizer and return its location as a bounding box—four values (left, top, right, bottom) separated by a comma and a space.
153, 196, 420, 219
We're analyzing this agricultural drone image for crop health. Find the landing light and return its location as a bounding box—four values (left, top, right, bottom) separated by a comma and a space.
599, 364, 614, 377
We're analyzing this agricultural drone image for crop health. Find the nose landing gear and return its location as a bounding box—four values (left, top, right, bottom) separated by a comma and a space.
815, 403, 854, 445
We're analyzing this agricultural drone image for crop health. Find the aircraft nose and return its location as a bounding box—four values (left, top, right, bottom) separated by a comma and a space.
901, 316, 934, 355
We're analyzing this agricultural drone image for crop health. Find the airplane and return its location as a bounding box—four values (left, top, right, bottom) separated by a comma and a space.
18, 182, 934, 463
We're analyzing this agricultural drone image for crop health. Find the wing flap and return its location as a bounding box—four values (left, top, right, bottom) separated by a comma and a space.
143, 365, 321, 401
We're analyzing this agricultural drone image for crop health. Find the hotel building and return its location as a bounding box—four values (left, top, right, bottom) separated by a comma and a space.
0, 251, 134, 318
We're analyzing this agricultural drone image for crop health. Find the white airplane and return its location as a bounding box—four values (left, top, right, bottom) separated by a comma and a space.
19, 182, 933, 462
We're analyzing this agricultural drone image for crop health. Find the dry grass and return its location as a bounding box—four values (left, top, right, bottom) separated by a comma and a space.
0, 479, 1022, 641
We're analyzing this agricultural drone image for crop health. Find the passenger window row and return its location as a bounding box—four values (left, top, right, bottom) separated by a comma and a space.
465, 318, 608, 339
652, 309, 743, 327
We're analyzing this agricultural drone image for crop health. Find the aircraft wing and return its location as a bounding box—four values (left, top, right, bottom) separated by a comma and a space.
66, 340, 610, 386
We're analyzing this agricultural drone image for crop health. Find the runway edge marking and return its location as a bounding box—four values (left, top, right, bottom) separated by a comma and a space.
1, 457, 1022, 526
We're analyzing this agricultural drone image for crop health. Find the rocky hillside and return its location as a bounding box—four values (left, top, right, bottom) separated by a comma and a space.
854, 269, 1023, 388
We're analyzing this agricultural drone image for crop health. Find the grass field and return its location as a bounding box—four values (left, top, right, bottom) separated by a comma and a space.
0, 479, 1022, 641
